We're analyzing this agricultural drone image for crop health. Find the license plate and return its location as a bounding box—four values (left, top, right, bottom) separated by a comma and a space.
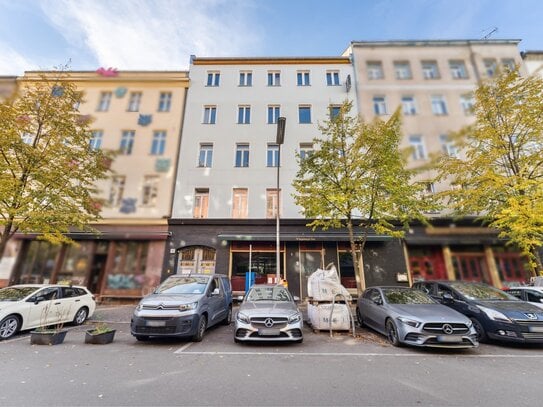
146, 320, 166, 327
258, 329, 280, 336
529, 326, 543, 333
437, 335, 462, 343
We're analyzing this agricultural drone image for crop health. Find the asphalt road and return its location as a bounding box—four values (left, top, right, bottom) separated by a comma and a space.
0, 305, 541, 406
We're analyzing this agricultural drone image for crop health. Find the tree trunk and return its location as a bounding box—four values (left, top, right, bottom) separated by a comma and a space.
0, 220, 14, 262
347, 220, 366, 297
530, 246, 543, 277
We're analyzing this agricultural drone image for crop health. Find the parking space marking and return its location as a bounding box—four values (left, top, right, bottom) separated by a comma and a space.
175, 342, 194, 353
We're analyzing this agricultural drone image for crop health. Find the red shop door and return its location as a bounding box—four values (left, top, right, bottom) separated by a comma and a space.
409, 251, 447, 281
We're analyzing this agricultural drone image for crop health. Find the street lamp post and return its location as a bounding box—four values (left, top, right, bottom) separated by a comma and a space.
275, 117, 286, 284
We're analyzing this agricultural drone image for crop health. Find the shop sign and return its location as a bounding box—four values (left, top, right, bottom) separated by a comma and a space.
155, 158, 171, 172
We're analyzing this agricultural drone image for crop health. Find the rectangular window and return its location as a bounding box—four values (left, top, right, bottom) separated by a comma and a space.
431, 95, 448, 115
268, 71, 281, 86
127, 92, 142, 112
460, 94, 475, 115
238, 106, 251, 124
266, 189, 280, 219
267, 105, 280, 124
232, 188, 248, 219
193, 189, 209, 219
298, 105, 311, 123
409, 135, 426, 160
326, 71, 340, 86
267, 144, 280, 167
142, 175, 159, 206
440, 134, 459, 157
97, 91, 112, 112
21, 133, 34, 144
330, 105, 341, 119
299, 143, 313, 161
373, 96, 388, 115
109, 176, 126, 206
449, 60, 468, 79
484, 58, 497, 77
150, 131, 166, 155
239, 71, 253, 86
501, 58, 516, 71
158, 92, 172, 112
198, 144, 213, 167
203, 106, 217, 124
401, 96, 417, 116
421, 60, 440, 79
206, 71, 220, 86
394, 61, 412, 79
120, 130, 135, 155
297, 71, 310, 86
235, 144, 250, 167
366, 61, 384, 80
90, 130, 103, 150
424, 182, 435, 194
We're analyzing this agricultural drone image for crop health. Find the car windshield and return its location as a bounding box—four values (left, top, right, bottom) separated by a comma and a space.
383, 288, 435, 304
247, 286, 291, 302
0, 287, 38, 301
449, 282, 517, 301
155, 277, 209, 294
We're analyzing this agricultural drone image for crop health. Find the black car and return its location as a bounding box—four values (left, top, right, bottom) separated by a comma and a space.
412, 280, 543, 344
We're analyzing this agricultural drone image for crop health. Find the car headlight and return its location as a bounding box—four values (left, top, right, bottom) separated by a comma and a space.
179, 302, 198, 312
397, 317, 421, 328
288, 313, 302, 323
466, 319, 473, 328
236, 312, 250, 324
135, 303, 143, 312
476, 305, 511, 322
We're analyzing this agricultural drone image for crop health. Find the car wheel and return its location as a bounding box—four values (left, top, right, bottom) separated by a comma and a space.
356, 308, 365, 327
72, 307, 89, 326
135, 335, 149, 341
386, 319, 401, 347
0, 315, 21, 340
222, 306, 232, 326
470, 318, 488, 343
193, 315, 207, 342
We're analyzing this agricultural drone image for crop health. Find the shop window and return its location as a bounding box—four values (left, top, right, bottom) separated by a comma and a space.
106, 241, 149, 291
16, 241, 60, 284
56, 242, 94, 285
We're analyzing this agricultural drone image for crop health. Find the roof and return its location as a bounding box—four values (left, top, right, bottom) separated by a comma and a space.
350, 39, 521, 47
191, 56, 351, 66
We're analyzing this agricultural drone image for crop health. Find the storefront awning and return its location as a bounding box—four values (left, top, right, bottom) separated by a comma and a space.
217, 232, 393, 242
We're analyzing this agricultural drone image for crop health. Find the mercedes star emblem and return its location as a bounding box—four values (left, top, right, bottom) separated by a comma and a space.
442, 324, 454, 335
264, 318, 274, 328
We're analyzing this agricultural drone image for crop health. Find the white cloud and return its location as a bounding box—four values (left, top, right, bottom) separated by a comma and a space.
39, 0, 262, 70
0, 43, 38, 75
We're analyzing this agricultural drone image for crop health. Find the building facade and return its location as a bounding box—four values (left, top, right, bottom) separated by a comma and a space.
4, 70, 189, 300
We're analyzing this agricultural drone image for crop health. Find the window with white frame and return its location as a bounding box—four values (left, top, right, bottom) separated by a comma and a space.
198, 144, 213, 167
127, 92, 142, 112
267, 144, 280, 167
431, 95, 448, 115
326, 70, 340, 86
90, 130, 103, 150
235, 144, 250, 167
297, 71, 310, 86
206, 71, 220, 86
439, 134, 459, 157
109, 176, 126, 206
203, 106, 217, 124
150, 131, 166, 155
193, 189, 209, 218
394, 61, 412, 79
460, 94, 475, 115
373, 96, 388, 115
239, 71, 253, 86
423, 182, 435, 194
21, 132, 34, 144
97, 91, 112, 112
409, 135, 426, 160
158, 92, 172, 112
401, 96, 417, 116
329, 105, 341, 119
238, 105, 251, 124
421, 60, 440, 79
366, 61, 384, 79
142, 175, 159, 206
232, 188, 248, 219
449, 60, 468, 79
501, 58, 516, 71
120, 130, 135, 155
483, 59, 497, 77
266, 189, 280, 219
268, 71, 281, 86
298, 105, 312, 123
299, 143, 313, 161
267, 105, 280, 124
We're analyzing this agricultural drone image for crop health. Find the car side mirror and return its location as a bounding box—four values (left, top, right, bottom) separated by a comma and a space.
442, 293, 454, 304
373, 298, 383, 306
33, 296, 45, 304
211, 288, 220, 296
293, 296, 300, 302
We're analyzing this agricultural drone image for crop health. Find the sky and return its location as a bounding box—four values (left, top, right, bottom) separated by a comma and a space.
1, 0, 542, 75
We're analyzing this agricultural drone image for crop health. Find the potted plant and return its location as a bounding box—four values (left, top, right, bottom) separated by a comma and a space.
85, 322, 116, 344
30, 302, 70, 346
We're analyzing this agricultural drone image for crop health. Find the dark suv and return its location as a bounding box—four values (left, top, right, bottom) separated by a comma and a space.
412, 280, 543, 344
131, 274, 233, 342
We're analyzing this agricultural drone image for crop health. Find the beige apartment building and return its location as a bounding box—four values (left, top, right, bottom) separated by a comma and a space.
346, 40, 531, 288
2, 70, 189, 300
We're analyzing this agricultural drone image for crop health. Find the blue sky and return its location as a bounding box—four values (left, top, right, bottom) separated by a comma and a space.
1, 0, 542, 75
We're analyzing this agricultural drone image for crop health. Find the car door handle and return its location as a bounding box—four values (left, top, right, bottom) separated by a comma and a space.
75, 299, 80, 302
54, 302, 61, 305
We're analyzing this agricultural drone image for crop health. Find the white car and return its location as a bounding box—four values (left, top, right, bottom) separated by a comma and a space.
0, 284, 96, 340
505, 287, 543, 309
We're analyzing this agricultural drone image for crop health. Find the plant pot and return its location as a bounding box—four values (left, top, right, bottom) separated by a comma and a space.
85, 329, 116, 344
30, 330, 67, 345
